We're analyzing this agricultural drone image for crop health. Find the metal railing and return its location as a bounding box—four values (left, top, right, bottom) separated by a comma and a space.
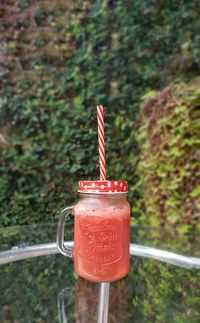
0, 241, 200, 269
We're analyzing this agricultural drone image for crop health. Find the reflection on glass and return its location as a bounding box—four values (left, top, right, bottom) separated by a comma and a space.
0, 225, 200, 322
57, 278, 129, 323
58, 288, 73, 323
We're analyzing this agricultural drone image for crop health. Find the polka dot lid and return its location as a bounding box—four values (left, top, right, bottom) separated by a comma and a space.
78, 180, 128, 194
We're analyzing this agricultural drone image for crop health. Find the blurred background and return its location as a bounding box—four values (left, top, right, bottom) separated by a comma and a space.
0, 0, 199, 232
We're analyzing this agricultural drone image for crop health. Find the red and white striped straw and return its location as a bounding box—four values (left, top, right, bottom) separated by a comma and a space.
97, 105, 106, 180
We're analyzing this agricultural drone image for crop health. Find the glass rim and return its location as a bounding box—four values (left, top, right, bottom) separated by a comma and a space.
78, 191, 128, 195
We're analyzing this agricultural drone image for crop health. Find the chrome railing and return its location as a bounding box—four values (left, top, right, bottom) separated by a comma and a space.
0, 241, 200, 269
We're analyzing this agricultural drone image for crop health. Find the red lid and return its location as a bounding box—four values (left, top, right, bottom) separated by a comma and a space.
78, 180, 128, 194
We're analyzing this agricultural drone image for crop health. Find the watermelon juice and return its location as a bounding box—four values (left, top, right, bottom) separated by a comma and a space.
73, 192, 130, 282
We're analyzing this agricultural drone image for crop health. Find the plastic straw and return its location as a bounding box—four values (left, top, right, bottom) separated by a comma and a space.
97, 105, 106, 180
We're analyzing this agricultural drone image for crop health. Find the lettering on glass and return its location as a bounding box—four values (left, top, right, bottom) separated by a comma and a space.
79, 218, 123, 265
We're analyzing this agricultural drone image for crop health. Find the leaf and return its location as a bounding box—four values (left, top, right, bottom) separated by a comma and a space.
190, 186, 200, 198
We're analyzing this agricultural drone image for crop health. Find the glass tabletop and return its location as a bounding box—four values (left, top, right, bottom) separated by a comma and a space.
0, 224, 200, 322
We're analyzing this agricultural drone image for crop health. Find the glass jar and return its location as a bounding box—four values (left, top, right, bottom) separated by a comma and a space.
57, 180, 130, 282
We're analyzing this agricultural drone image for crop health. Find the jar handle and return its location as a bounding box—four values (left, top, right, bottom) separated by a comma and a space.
57, 206, 74, 258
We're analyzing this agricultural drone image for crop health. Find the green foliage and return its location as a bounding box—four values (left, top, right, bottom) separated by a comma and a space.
1, 0, 200, 225
137, 83, 200, 233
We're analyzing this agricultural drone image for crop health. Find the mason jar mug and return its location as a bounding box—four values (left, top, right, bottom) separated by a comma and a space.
57, 180, 130, 282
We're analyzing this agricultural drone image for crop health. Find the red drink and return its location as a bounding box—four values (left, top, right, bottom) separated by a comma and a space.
73, 192, 130, 282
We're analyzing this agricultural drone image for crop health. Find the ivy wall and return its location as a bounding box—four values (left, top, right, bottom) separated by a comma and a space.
0, 0, 200, 229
